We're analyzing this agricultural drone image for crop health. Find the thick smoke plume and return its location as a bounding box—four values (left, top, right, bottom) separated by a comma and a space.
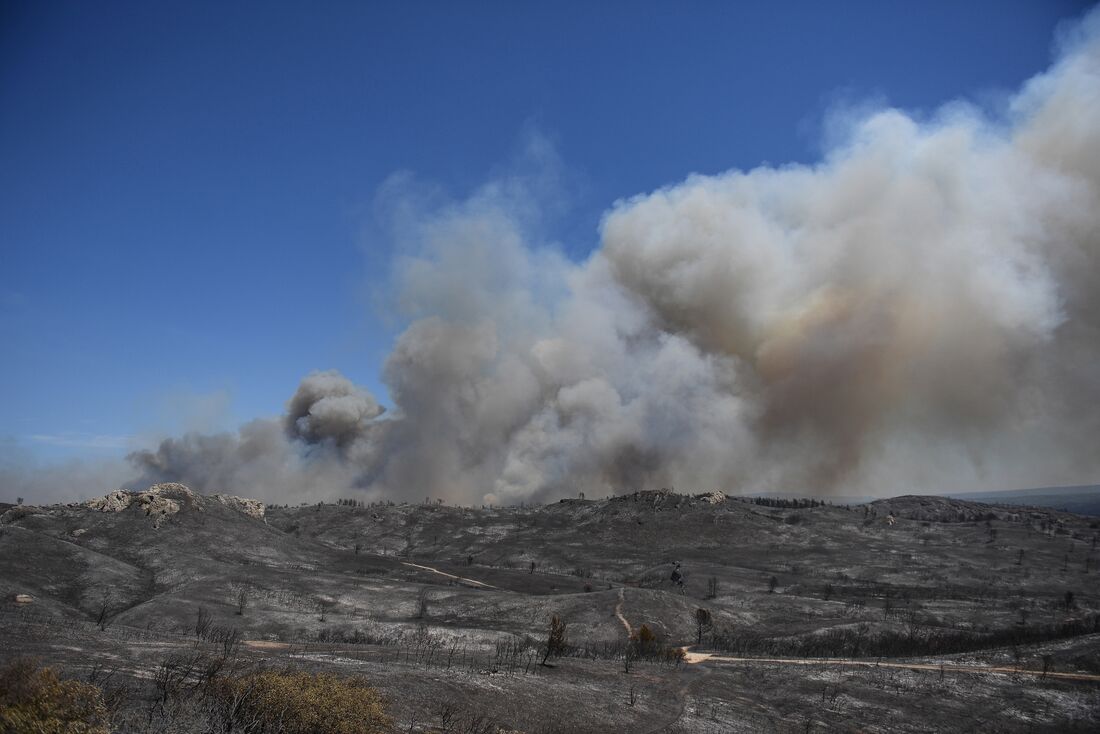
126, 14, 1100, 504
285, 370, 384, 447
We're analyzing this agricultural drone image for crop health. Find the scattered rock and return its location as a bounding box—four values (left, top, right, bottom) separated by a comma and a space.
71, 528, 86, 537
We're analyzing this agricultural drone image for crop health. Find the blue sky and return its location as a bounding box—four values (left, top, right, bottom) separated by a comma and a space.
1, 0, 1094, 464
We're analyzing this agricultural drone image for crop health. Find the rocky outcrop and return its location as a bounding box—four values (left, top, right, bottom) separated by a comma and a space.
211, 494, 266, 521
134, 488, 182, 528
82, 483, 264, 525
137, 482, 197, 504
85, 490, 134, 512
83, 484, 184, 528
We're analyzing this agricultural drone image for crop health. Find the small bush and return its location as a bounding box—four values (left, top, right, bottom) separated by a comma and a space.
210, 670, 391, 734
0, 658, 109, 734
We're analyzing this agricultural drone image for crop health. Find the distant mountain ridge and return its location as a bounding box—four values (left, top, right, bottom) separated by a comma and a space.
944, 484, 1100, 517
744, 484, 1100, 517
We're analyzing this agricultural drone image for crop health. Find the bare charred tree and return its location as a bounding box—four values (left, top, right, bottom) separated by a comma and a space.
694, 608, 712, 645
194, 606, 212, 640
232, 584, 250, 616
623, 645, 635, 673
433, 698, 460, 732
96, 589, 114, 631
153, 653, 201, 704
541, 614, 567, 666
220, 626, 242, 658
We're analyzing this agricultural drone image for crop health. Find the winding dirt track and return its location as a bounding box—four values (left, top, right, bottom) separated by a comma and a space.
615, 590, 1100, 733
614, 588, 633, 637
683, 651, 1100, 682
399, 561, 498, 589
617, 588, 715, 734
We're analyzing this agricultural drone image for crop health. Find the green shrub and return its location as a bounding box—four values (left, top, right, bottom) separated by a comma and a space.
0, 659, 109, 734
211, 669, 391, 733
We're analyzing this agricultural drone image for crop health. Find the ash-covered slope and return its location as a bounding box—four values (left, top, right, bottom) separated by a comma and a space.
267, 489, 1099, 609
0, 483, 342, 621
3, 484, 1100, 733
870, 494, 1093, 524
4, 484, 1098, 652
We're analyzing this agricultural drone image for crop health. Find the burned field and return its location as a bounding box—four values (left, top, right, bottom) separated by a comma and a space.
2, 484, 1099, 732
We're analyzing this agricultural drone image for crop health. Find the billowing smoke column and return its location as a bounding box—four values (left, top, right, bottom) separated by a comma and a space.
285, 370, 384, 447
129, 13, 1100, 504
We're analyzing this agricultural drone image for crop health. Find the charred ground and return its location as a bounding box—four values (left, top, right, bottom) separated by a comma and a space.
2, 485, 1099, 732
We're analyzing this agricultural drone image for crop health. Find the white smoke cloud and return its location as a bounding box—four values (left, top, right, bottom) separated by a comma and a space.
16, 10, 1100, 505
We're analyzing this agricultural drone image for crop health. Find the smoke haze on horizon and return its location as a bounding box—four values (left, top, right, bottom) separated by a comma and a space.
11, 10, 1100, 505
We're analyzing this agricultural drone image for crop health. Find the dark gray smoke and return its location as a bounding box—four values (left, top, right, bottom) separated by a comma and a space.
285, 370, 384, 447
126, 375, 385, 502
116, 10, 1100, 503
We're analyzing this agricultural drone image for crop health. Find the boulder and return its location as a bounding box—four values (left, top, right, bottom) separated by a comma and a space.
81, 483, 264, 526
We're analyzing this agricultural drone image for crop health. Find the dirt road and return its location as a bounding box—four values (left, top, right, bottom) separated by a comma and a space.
616, 587, 1099, 733
400, 561, 498, 589
683, 650, 1100, 683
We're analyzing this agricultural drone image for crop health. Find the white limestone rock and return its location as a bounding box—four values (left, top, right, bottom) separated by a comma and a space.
211, 494, 266, 521
85, 490, 134, 512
